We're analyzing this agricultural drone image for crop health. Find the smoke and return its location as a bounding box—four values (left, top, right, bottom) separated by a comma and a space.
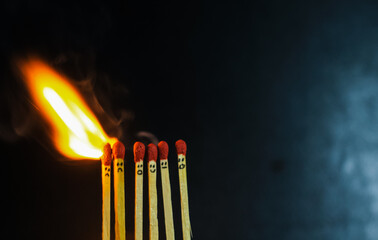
136, 131, 159, 145
313, 67, 378, 239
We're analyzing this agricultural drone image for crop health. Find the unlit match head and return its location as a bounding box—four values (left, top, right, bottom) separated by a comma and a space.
101, 143, 112, 166
175, 139, 187, 156
133, 142, 146, 162
113, 141, 125, 159
147, 143, 158, 162
158, 141, 169, 160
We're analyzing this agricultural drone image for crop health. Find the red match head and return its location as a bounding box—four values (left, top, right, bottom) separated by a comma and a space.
113, 141, 125, 159
175, 139, 187, 156
133, 142, 145, 162
101, 143, 112, 166
158, 141, 169, 160
147, 143, 158, 162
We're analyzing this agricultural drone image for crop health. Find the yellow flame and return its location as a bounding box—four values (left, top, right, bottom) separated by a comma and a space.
19, 58, 116, 159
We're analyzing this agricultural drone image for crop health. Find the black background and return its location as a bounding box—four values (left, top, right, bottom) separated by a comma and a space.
2, 0, 378, 239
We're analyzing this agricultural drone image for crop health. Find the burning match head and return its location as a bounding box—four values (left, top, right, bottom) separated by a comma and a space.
147, 143, 158, 162
158, 141, 169, 160
133, 142, 145, 162
175, 139, 187, 156
113, 141, 125, 159
101, 143, 112, 166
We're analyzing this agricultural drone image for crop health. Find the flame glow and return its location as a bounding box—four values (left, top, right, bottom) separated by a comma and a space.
19, 58, 116, 159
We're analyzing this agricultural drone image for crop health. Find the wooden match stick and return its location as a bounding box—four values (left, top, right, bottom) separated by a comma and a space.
158, 141, 175, 240
113, 141, 126, 240
101, 143, 112, 240
175, 140, 191, 240
134, 142, 145, 240
147, 144, 159, 240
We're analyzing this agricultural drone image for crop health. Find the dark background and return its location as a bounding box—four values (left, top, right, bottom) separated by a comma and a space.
2, 0, 378, 239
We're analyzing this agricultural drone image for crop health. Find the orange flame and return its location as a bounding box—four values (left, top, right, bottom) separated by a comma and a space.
19, 58, 116, 160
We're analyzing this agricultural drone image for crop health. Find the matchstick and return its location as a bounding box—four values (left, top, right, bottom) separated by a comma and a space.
113, 141, 126, 240
134, 142, 145, 240
147, 144, 159, 240
175, 140, 191, 240
101, 143, 112, 240
158, 141, 175, 240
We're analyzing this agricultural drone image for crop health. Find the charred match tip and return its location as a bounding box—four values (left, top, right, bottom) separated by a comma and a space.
175, 139, 187, 156
101, 143, 112, 166
133, 142, 145, 162
113, 141, 125, 159
158, 141, 169, 160
147, 143, 158, 162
